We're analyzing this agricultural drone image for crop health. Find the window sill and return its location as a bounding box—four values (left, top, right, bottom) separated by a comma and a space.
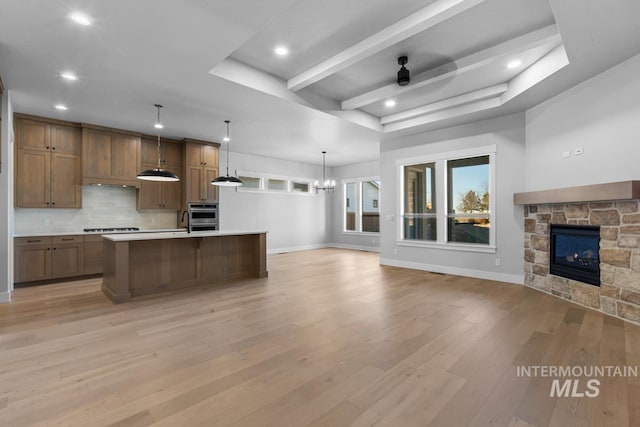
342, 232, 380, 236
396, 240, 496, 254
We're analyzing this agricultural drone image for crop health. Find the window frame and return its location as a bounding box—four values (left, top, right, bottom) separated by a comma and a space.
236, 170, 315, 196
396, 145, 496, 253
343, 176, 381, 235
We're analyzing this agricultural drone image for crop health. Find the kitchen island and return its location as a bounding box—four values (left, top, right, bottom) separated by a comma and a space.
101, 230, 267, 303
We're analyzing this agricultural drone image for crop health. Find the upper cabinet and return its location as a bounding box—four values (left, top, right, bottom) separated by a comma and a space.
183, 140, 219, 203
137, 137, 182, 210
82, 127, 141, 187
15, 115, 82, 208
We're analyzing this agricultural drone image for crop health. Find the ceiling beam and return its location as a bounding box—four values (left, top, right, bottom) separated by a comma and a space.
286, 0, 486, 92
380, 84, 507, 124
383, 97, 502, 133
342, 24, 561, 110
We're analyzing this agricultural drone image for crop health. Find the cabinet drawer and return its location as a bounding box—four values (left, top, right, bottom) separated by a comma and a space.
53, 235, 83, 244
15, 236, 52, 246
84, 235, 103, 243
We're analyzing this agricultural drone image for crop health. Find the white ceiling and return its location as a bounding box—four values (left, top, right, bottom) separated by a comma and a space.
1, 0, 640, 166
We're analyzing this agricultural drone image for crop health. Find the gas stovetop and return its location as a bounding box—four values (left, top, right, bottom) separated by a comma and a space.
83, 227, 140, 233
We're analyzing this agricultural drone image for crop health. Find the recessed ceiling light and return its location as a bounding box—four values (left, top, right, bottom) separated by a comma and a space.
223, 136, 230, 142
274, 46, 289, 56
507, 60, 522, 69
60, 72, 78, 81
154, 123, 164, 129
69, 12, 93, 26
385, 99, 396, 108
55, 104, 68, 111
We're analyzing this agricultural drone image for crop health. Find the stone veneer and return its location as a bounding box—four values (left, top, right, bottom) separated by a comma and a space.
524, 200, 640, 325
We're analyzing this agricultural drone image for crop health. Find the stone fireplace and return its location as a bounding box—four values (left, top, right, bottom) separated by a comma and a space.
516, 181, 640, 325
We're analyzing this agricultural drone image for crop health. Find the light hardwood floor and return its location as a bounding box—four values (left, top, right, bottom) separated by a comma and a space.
1, 248, 639, 427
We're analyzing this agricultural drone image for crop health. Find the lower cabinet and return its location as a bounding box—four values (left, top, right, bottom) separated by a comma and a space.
15, 235, 93, 283
83, 235, 104, 275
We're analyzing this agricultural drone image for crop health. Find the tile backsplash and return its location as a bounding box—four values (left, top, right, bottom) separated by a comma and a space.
14, 186, 179, 234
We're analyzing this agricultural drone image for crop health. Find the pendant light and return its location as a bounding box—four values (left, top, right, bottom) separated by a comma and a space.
137, 104, 179, 182
212, 120, 243, 187
313, 151, 335, 192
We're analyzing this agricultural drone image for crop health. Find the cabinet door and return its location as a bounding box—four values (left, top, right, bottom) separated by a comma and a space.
162, 141, 182, 167
16, 149, 50, 208
17, 119, 50, 151
51, 125, 81, 155
51, 153, 81, 208
141, 137, 160, 165
112, 134, 140, 180
83, 236, 103, 275
186, 165, 205, 202
137, 165, 162, 209
185, 143, 203, 166
161, 180, 181, 209
202, 145, 218, 167
83, 129, 113, 178
205, 167, 219, 202
15, 244, 51, 282
51, 243, 84, 278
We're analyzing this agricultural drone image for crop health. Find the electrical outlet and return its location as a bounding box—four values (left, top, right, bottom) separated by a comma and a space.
562, 151, 571, 159
393, 248, 398, 255
495, 258, 501, 266
574, 147, 584, 155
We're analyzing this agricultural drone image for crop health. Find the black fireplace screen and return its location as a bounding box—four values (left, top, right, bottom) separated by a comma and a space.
550, 224, 600, 286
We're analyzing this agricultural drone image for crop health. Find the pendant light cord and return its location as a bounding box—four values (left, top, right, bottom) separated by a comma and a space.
322, 151, 326, 185
155, 104, 163, 170
225, 120, 231, 176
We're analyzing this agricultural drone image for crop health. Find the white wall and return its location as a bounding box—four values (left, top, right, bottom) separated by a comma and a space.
218, 151, 328, 253
526, 52, 640, 190
14, 186, 178, 234
329, 159, 380, 251
380, 113, 526, 284
1, 90, 14, 300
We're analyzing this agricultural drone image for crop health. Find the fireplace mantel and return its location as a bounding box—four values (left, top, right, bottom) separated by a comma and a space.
514, 181, 640, 205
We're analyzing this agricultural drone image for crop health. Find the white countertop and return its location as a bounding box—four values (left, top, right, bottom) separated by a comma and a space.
103, 230, 268, 242
14, 228, 187, 238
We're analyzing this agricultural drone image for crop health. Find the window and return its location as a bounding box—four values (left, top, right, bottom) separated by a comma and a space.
447, 156, 490, 244
292, 181, 310, 193
237, 171, 313, 195
239, 175, 262, 190
344, 178, 380, 233
267, 179, 288, 191
398, 146, 495, 250
404, 162, 436, 241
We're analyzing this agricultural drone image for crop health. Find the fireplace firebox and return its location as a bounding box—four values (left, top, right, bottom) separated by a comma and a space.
549, 224, 600, 286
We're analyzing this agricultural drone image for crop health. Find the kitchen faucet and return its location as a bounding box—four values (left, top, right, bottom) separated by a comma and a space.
181, 210, 190, 233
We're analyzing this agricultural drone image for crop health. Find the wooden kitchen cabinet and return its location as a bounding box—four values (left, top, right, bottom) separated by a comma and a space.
183, 140, 219, 203
15, 116, 82, 208
83, 235, 104, 275
82, 127, 141, 187
51, 236, 84, 279
15, 235, 86, 283
137, 137, 182, 209
14, 237, 52, 282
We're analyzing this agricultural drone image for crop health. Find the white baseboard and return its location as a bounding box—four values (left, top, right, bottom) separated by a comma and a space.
329, 243, 380, 253
268, 244, 329, 255
379, 258, 524, 285
0, 291, 11, 304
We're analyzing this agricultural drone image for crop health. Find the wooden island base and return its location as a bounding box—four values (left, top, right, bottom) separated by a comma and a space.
102, 231, 267, 303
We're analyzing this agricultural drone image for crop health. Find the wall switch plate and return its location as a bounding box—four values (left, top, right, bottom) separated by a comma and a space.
574, 147, 584, 155
562, 151, 571, 158
495, 258, 501, 266
385, 214, 394, 221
